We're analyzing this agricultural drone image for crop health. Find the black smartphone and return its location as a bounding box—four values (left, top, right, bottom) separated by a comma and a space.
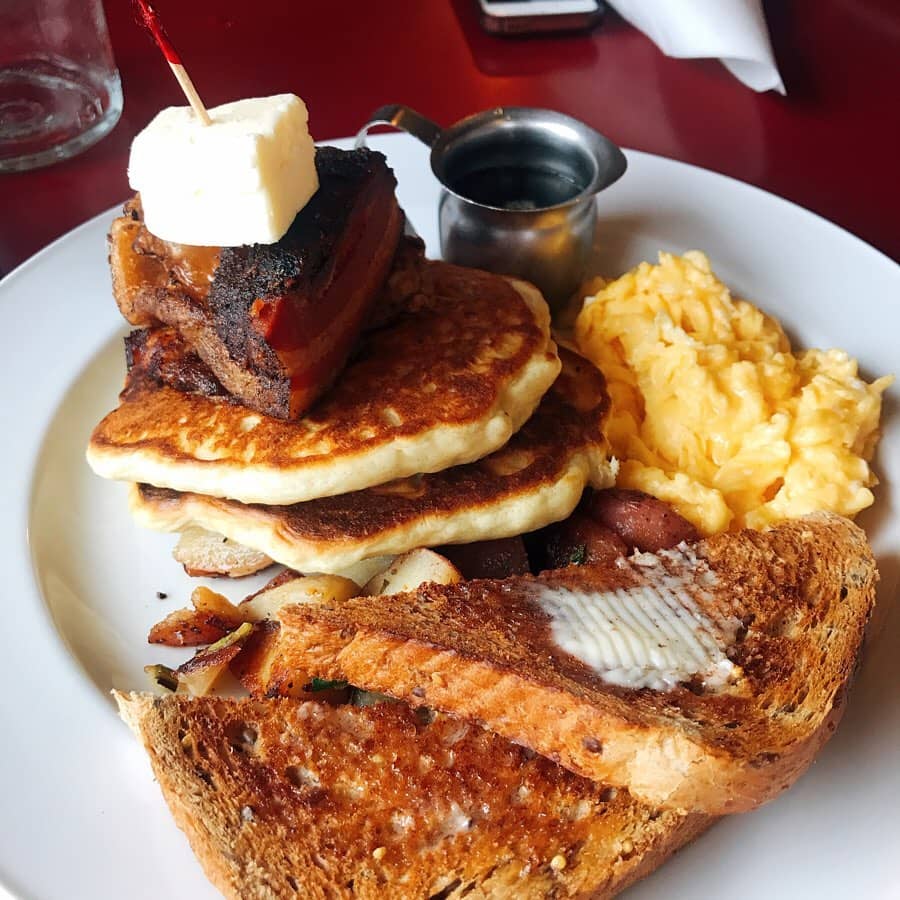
477, 0, 606, 36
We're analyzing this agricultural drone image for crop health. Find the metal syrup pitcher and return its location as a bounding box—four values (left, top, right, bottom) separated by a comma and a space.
356, 104, 627, 306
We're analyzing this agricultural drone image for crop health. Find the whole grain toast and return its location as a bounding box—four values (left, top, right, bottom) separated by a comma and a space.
115, 693, 711, 899
264, 513, 876, 814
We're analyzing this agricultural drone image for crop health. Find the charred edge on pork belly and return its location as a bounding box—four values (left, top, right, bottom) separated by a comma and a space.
122, 234, 427, 405
124, 327, 229, 400
209, 148, 395, 383
112, 146, 404, 420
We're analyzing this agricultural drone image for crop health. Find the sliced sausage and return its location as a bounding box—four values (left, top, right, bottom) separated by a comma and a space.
438, 536, 531, 580
536, 513, 629, 571
585, 488, 700, 553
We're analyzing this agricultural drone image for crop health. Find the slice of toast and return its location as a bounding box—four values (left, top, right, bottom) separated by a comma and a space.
266, 513, 876, 814
115, 693, 710, 899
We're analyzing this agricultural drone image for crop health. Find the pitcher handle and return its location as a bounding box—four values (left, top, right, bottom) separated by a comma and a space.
355, 104, 442, 150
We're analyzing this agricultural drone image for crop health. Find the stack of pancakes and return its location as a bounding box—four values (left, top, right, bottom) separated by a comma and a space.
87, 157, 616, 579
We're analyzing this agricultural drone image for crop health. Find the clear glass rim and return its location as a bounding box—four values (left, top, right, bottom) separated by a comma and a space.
0, 74, 122, 175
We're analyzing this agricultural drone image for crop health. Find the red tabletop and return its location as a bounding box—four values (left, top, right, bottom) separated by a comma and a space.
1, 0, 899, 277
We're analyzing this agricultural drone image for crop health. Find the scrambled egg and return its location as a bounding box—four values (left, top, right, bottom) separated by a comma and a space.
575, 251, 893, 534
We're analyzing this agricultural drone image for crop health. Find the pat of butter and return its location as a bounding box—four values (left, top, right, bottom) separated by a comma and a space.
531, 551, 740, 691
128, 94, 318, 247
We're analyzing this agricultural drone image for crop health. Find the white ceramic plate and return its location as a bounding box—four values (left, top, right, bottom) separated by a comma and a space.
1, 133, 897, 900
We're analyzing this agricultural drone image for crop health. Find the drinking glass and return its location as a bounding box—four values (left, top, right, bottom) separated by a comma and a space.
0, 0, 123, 173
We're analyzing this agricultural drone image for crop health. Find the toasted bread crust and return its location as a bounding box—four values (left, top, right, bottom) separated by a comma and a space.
116, 693, 710, 899
272, 513, 876, 813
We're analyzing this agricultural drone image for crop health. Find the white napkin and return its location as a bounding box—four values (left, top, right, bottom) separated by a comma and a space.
607, 0, 785, 94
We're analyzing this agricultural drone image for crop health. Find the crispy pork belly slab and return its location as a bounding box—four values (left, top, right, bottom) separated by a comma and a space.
109, 147, 403, 419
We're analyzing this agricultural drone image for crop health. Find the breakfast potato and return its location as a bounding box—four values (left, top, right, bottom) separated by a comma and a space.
174, 623, 254, 696
332, 555, 395, 588
238, 573, 359, 621
362, 548, 462, 596
148, 585, 246, 646
148, 571, 358, 648
173, 526, 273, 578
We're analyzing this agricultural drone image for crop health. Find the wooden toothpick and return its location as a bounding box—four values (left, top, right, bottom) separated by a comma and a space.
134, 0, 212, 126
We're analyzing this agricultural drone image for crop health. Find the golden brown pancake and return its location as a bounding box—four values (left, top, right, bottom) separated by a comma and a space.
87, 260, 560, 505
129, 349, 616, 573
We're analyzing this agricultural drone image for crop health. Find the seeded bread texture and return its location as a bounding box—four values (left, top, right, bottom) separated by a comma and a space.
116, 694, 711, 899
270, 513, 876, 814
